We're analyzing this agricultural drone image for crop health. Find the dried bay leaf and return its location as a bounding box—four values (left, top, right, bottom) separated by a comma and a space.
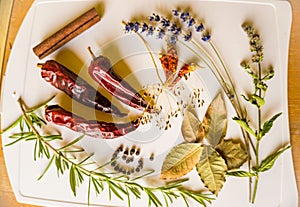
196, 145, 227, 195
216, 139, 248, 170
181, 106, 205, 143
160, 143, 203, 180
203, 93, 227, 147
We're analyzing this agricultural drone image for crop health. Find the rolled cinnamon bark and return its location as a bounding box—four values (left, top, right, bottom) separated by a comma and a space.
33, 8, 101, 59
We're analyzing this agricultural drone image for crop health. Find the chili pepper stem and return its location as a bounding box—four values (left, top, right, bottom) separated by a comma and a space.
37, 63, 44, 68
87, 46, 96, 59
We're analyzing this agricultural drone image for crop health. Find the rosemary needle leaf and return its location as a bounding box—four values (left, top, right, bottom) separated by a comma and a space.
70, 165, 77, 196
0, 116, 23, 134
5, 137, 26, 147
78, 153, 95, 166
107, 181, 124, 201
58, 134, 85, 150
38, 155, 55, 181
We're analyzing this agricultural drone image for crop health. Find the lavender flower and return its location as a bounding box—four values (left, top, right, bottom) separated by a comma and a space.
123, 9, 211, 43
201, 31, 211, 42
157, 28, 166, 39
195, 24, 204, 32
184, 32, 192, 41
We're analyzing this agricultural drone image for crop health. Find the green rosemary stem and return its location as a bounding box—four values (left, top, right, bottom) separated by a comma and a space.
252, 174, 259, 203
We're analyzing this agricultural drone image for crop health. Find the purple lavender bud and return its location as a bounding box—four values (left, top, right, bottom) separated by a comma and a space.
202, 32, 211, 42
141, 23, 148, 32
180, 12, 187, 22
169, 35, 178, 44
195, 24, 204, 32
134, 22, 140, 32
147, 26, 155, 36
172, 9, 179, 16
157, 28, 165, 39
125, 22, 135, 33
174, 27, 181, 35
169, 22, 177, 32
188, 18, 195, 27
151, 13, 160, 22
184, 32, 192, 41
161, 18, 170, 28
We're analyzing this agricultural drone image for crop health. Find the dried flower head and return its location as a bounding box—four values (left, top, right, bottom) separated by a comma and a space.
242, 24, 264, 63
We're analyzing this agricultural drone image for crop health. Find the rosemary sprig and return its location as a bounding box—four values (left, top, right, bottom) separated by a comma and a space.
2, 97, 214, 207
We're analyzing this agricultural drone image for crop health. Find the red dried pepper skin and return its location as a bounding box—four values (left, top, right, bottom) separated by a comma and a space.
45, 105, 140, 139
39, 60, 124, 116
87, 53, 153, 112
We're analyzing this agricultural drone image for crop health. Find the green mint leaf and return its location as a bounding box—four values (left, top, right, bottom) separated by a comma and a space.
259, 112, 282, 139
251, 94, 265, 108
227, 170, 256, 177
232, 117, 256, 137
257, 145, 291, 172
262, 69, 274, 81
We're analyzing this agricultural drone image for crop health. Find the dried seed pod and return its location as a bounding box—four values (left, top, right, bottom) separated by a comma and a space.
130, 146, 136, 155
135, 148, 141, 156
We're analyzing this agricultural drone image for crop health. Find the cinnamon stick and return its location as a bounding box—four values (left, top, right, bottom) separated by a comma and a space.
33, 8, 101, 59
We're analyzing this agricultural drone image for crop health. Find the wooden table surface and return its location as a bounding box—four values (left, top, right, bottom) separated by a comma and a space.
0, 0, 299, 206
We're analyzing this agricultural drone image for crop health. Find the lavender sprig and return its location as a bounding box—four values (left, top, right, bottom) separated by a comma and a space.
124, 10, 211, 43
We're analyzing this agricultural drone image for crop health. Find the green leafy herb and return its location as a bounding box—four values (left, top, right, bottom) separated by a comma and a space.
257, 145, 291, 173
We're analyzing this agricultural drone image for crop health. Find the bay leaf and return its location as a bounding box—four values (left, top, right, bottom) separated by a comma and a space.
181, 106, 204, 143
196, 145, 227, 195
216, 139, 248, 170
160, 143, 203, 180
203, 93, 227, 147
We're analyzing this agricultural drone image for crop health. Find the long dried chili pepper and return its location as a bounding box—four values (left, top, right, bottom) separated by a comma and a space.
87, 47, 153, 112
38, 60, 124, 116
45, 105, 140, 139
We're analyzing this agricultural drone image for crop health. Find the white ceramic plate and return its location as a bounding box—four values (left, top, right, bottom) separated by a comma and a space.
1, 0, 297, 206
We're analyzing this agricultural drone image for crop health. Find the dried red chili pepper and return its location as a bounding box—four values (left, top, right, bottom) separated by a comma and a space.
159, 42, 195, 87
87, 47, 153, 112
38, 60, 124, 116
45, 105, 140, 139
